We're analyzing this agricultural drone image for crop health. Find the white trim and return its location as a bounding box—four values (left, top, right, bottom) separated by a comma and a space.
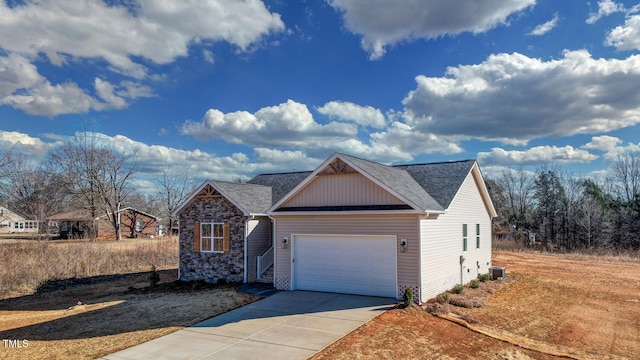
171, 180, 252, 218
243, 219, 249, 283
200, 222, 224, 253
268, 209, 433, 216
268, 215, 277, 287
440, 163, 497, 219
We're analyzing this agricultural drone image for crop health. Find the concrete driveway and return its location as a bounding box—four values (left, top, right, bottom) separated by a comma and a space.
103, 291, 395, 360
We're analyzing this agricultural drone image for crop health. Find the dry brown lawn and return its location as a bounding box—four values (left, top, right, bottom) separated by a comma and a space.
0, 237, 179, 299
312, 251, 640, 360
0, 270, 258, 360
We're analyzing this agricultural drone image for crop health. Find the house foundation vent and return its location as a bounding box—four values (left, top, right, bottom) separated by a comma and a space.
489, 266, 505, 280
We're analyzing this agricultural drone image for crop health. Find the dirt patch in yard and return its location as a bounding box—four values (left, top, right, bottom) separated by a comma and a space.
0, 270, 258, 360
312, 251, 640, 359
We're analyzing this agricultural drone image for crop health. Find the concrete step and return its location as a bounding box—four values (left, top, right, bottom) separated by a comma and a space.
257, 265, 274, 283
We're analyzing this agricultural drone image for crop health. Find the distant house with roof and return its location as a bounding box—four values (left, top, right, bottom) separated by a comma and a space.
173, 152, 496, 303
48, 207, 160, 240
0, 206, 39, 234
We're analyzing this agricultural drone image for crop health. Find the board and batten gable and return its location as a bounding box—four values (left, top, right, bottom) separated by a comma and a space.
419, 165, 493, 303
273, 214, 420, 300
282, 172, 405, 207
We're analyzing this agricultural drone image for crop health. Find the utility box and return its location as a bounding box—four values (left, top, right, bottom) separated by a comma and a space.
489, 266, 506, 280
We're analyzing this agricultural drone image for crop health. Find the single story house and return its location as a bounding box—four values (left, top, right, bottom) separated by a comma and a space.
0, 206, 39, 234
48, 207, 160, 239
173, 152, 496, 303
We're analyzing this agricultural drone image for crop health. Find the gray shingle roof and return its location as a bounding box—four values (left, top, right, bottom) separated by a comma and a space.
212, 180, 273, 215
238, 155, 477, 213
247, 171, 312, 205
394, 159, 476, 209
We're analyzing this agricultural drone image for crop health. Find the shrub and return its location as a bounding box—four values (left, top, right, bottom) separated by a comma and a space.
453, 284, 464, 294
436, 292, 449, 304
403, 287, 414, 307
148, 264, 160, 287
470, 279, 480, 289
478, 273, 490, 282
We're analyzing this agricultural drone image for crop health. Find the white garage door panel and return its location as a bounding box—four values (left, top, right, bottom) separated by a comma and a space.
293, 235, 397, 298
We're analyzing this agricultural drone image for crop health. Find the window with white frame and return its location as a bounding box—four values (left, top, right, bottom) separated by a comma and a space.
201, 222, 224, 252
476, 224, 480, 249
462, 224, 468, 252
136, 220, 143, 232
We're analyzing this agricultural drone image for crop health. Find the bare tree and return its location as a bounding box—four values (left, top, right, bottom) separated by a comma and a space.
612, 151, 640, 204
94, 147, 137, 240
51, 130, 137, 240
155, 165, 197, 236
496, 167, 535, 243
0, 151, 67, 234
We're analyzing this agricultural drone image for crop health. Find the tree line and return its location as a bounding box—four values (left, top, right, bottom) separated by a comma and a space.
0, 131, 197, 240
487, 151, 640, 251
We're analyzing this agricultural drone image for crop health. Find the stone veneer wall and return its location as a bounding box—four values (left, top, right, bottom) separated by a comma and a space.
179, 196, 247, 283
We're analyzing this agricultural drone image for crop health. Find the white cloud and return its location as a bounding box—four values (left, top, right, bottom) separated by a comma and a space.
117, 81, 155, 100
600, 141, 640, 161
527, 13, 559, 36
253, 148, 322, 170
181, 99, 466, 164
0, 53, 156, 115
582, 135, 622, 152
0, 0, 284, 77
94, 78, 128, 110
403, 50, 640, 144
478, 145, 598, 166
0, 131, 60, 159
587, 0, 625, 24
328, 0, 535, 59
0, 0, 283, 116
317, 101, 387, 129
203, 49, 215, 64
181, 99, 357, 147
606, 14, 640, 51
4, 77, 104, 116
370, 121, 463, 156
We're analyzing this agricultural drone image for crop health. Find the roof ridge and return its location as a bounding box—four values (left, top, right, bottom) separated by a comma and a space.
251, 170, 313, 177
211, 179, 271, 187
393, 159, 476, 167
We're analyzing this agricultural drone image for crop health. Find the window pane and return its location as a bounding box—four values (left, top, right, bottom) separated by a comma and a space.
202, 237, 212, 251
201, 223, 211, 236
214, 238, 223, 251
462, 224, 467, 237
214, 223, 223, 238
476, 224, 480, 235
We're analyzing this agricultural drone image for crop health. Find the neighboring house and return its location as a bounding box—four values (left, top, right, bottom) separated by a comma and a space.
0, 206, 39, 234
48, 207, 160, 239
174, 152, 496, 303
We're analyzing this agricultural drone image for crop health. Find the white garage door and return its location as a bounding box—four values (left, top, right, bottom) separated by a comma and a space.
292, 234, 397, 298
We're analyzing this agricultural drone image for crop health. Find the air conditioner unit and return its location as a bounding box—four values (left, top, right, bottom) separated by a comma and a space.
489, 266, 505, 280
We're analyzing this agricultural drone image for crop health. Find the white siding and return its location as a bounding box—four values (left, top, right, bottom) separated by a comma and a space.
274, 214, 419, 299
282, 173, 405, 207
419, 169, 493, 303
245, 217, 272, 282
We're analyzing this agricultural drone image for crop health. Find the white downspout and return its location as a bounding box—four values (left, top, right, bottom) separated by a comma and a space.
268, 215, 276, 287
243, 216, 253, 284
176, 217, 181, 281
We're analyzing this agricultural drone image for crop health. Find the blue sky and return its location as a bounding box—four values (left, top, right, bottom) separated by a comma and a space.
1, 0, 640, 192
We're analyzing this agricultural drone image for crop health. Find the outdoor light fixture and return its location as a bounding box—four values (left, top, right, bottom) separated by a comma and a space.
400, 239, 407, 252
282, 236, 288, 249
